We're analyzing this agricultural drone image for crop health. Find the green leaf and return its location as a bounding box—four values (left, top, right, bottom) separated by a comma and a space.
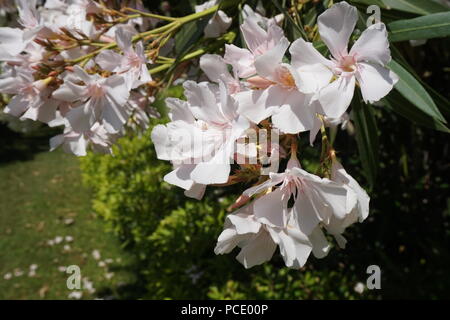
388, 11, 450, 42
174, 19, 208, 55
351, 0, 448, 15
388, 60, 446, 123
390, 46, 450, 118
383, 91, 450, 133
352, 91, 379, 188
271, 0, 308, 40
381, 0, 448, 15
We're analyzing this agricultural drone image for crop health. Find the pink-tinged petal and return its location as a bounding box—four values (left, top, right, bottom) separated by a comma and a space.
236, 230, 277, 268
183, 81, 226, 124
95, 50, 123, 71
289, 63, 334, 94
318, 75, 355, 119
190, 161, 231, 185
203, 10, 232, 38
215, 228, 247, 254
241, 17, 268, 54
0, 27, 26, 57
103, 95, 129, 132
317, 1, 357, 59
254, 188, 288, 228
350, 23, 391, 66
184, 183, 206, 200
4, 95, 29, 117
243, 173, 285, 197
254, 37, 290, 80
268, 227, 312, 268
309, 179, 350, 220
235, 86, 282, 124
67, 102, 95, 132
36, 99, 59, 123
164, 165, 196, 191
200, 54, 234, 83
65, 134, 87, 157
105, 74, 130, 106
332, 160, 370, 221
49, 134, 64, 152
72, 65, 93, 84
356, 62, 398, 104
271, 91, 316, 134
293, 189, 323, 236
52, 82, 86, 102
224, 44, 255, 78
115, 27, 133, 53
309, 227, 330, 259
165, 98, 195, 123
290, 38, 333, 69
228, 213, 262, 235
150, 124, 170, 160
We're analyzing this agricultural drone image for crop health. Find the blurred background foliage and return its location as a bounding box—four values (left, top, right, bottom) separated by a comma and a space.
1, 0, 450, 299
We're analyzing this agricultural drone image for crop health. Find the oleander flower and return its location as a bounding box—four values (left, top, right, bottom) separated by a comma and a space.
292, 1, 398, 119
214, 202, 330, 269
96, 27, 152, 90
151, 80, 250, 197
52, 65, 130, 133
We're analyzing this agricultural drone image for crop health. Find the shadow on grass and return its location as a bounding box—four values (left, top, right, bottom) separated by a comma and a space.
0, 123, 61, 165
95, 263, 150, 300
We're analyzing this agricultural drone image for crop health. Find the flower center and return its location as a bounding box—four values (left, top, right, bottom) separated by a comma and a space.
339, 55, 357, 73
276, 66, 296, 88
87, 83, 105, 98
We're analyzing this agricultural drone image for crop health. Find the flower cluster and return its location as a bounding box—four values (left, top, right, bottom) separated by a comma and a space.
0, 1, 399, 269
0, 0, 158, 156
152, 1, 397, 269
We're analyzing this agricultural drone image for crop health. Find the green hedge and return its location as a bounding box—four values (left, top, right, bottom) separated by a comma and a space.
79, 122, 364, 299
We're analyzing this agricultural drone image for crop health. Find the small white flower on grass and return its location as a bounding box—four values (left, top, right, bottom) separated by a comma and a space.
63, 244, 71, 252
98, 261, 106, 268
28, 270, 36, 277
104, 258, 113, 264
47, 239, 55, 246
58, 266, 67, 272
68, 291, 83, 299
92, 250, 101, 260
65, 236, 74, 242
14, 269, 24, 277
54, 236, 63, 244
3, 273, 12, 280
354, 282, 365, 294
29, 264, 38, 271
104, 272, 114, 280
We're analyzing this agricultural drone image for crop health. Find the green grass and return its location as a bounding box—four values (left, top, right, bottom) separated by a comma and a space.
0, 149, 136, 299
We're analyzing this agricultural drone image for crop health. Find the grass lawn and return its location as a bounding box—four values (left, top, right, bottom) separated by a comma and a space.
0, 148, 137, 299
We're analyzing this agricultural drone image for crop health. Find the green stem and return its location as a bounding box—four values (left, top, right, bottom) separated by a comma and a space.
67, 3, 229, 65
149, 48, 206, 75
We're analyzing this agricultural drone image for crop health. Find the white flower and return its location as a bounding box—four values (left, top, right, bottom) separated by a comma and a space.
96, 27, 152, 90
214, 203, 329, 269
92, 250, 101, 260
324, 159, 370, 248
291, 1, 398, 119
195, 0, 232, 38
52, 66, 130, 133
68, 291, 83, 299
151, 80, 250, 198
50, 122, 115, 156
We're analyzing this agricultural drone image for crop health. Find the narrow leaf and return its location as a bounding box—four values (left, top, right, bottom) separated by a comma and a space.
388, 12, 450, 42
388, 59, 446, 123
383, 91, 450, 133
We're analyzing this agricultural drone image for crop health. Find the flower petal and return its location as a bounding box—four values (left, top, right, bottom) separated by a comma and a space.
350, 23, 391, 66
318, 75, 355, 119
317, 1, 357, 59
356, 62, 398, 104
